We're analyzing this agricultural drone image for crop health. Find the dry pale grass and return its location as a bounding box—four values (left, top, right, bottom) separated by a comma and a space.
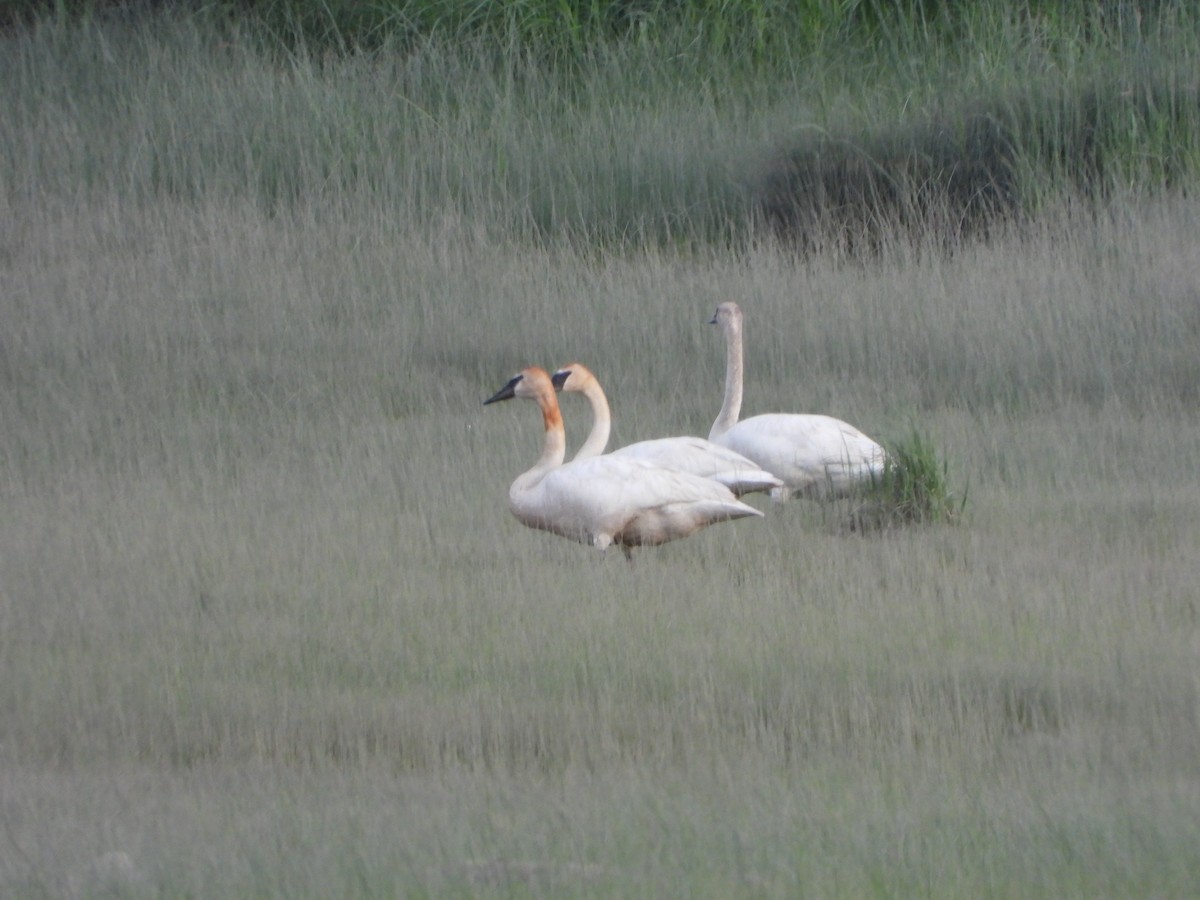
3, 188, 1199, 896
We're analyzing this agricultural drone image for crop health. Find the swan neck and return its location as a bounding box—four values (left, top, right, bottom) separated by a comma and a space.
710, 319, 744, 440
519, 394, 566, 483
574, 379, 612, 459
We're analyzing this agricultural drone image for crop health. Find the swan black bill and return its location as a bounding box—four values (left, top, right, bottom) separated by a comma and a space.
550, 369, 571, 391
708, 311, 719, 324
484, 374, 522, 405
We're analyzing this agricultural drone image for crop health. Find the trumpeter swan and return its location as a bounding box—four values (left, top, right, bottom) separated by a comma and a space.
550, 362, 784, 497
708, 301, 885, 499
484, 366, 763, 557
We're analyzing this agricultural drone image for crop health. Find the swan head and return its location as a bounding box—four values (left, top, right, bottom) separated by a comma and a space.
485, 367, 567, 473
550, 362, 596, 394
484, 366, 556, 405
709, 301, 744, 332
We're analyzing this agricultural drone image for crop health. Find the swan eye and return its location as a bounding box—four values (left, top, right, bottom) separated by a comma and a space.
483, 374, 523, 405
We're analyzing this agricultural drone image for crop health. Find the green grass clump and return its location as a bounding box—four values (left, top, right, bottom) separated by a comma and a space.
850, 430, 966, 530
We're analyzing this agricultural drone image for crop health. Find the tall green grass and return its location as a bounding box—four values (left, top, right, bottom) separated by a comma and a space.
5, 3, 1200, 251
3, 6, 1200, 897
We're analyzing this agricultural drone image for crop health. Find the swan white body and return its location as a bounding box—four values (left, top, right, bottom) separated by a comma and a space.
485, 367, 763, 556
708, 302, 886, 499
551, 363, 784, 498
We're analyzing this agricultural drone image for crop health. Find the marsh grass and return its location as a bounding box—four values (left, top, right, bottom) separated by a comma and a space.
845, 428, 967, 532
7, 3, 1200, 254
3, 7, 1200, 897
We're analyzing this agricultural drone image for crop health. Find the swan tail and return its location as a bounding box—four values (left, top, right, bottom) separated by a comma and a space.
711, 470, 787, 497
664, 499, 764, 522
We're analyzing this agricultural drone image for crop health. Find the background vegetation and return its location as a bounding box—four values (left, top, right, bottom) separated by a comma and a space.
2, 1, 1199, 896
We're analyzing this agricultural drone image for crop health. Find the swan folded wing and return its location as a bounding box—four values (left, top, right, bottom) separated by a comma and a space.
613, 436, 754, 471
566, 455, 744, 501
719, 413, 885, 494
706, 470, 786, 495
526, 456, 759, 548
610, 437, 784, 495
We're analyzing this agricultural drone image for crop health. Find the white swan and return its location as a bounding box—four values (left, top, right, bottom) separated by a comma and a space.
550, 362, 784, 497
708, 301, 885, 499
484, 366, 763, 557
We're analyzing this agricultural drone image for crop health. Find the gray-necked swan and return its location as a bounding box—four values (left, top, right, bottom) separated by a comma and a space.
708, 302, 885, 499
550, 362, 783, 497
484, 366, 763, 557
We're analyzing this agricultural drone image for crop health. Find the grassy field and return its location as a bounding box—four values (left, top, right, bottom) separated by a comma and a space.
3, 7, 1200, 897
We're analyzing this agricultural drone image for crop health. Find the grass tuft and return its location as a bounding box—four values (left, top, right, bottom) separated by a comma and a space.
849, 429, 967, 531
